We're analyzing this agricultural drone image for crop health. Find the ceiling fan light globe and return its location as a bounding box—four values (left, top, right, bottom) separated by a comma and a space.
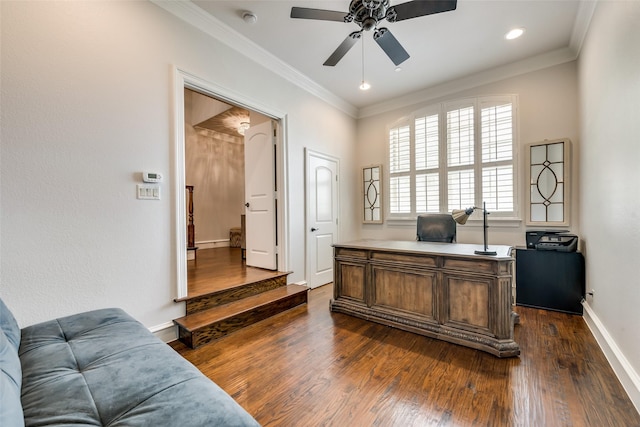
362, 17, 377, 31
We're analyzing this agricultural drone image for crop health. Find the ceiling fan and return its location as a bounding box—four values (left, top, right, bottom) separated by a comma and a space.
290, 0, 457, 67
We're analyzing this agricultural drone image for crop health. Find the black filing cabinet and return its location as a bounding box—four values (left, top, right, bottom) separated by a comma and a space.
515, 248, 585, 314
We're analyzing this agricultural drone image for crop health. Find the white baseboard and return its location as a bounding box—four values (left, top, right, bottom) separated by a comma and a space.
195, 239, 231, 250
582, 301, 640, 414
149, 321, 178, 343
186, 240, 232, 260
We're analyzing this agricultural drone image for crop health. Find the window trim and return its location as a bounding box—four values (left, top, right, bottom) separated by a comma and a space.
385, 95, 520, 223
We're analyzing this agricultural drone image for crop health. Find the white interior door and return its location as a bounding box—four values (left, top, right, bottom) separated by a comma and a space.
306, 150, 339, 288
244, 120, 277, 270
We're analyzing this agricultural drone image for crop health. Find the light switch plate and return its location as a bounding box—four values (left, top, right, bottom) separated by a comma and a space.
137, 184, 160, 200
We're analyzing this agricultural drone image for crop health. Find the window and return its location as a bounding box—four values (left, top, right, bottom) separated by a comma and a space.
388, 96, 517, 219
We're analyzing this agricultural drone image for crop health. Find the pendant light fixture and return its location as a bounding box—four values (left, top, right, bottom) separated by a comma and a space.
359, 37, 370, 91
237, 122, 250, 136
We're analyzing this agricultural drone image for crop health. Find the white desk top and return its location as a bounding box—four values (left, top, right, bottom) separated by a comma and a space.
333, 239, 513, 260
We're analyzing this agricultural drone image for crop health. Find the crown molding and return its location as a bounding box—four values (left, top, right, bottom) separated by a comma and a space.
358, 47, 578, 119
151, 0, 358, 118
153, 1, 596, 121
358, 1, 597, 118
569, 0, 598, 56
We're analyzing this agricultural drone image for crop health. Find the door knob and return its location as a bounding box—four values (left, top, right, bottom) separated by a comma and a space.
311, 227, 319, 232
245, 202, 250, 208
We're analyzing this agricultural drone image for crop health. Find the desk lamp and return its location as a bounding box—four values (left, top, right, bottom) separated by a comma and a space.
452, 202, 497, 255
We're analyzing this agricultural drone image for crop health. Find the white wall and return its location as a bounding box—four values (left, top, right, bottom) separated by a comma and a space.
355, 61, 580, 247
578, 1, 640, 409
0, 1, 357, 329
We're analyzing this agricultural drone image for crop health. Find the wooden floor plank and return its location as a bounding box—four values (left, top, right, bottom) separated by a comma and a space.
170, 284, 640, 426
184, 247, 289, 299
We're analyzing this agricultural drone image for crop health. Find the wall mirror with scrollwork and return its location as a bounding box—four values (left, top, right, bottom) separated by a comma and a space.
525, 138, 571, 226
362, 165, 383, 224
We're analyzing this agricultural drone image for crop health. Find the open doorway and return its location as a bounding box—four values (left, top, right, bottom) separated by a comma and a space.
183, 88, 250, 256
172, 68, 289, 300
182, 89, 280, 295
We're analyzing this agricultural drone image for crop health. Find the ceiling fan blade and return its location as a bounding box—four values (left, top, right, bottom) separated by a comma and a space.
323, 31, 362, 66
290, 7, 347, 22
391, 0, 457, 22
373, 28, 410, 66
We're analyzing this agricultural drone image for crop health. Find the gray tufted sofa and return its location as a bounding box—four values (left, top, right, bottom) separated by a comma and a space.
0, 298, 259, 426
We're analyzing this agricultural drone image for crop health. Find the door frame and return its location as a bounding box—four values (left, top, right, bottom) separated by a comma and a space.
171, 67, 289, 299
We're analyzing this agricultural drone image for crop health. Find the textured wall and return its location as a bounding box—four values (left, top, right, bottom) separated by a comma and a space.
578, 0, 640, 402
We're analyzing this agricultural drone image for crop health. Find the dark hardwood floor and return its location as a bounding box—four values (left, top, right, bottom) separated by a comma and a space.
171, 272, 640, 426
185, 247, 285, 299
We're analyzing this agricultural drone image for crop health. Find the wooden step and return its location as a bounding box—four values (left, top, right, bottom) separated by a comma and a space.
174, 284, 308, 348
180, 272, 290, 315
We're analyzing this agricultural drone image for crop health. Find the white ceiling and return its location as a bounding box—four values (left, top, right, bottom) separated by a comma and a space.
161, 1, 594, 115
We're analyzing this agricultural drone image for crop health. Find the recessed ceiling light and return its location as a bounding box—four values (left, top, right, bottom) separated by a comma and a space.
395, 67, 402, 72
505, 28, 525, 40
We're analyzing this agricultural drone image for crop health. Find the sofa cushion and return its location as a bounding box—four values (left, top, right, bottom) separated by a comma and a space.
0, 297, 20, 351
1, 328, 25, 427
0, 297, 24, 427
19, 308, 259, 427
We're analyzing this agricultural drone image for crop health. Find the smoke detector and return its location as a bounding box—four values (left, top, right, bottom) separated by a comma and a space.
242, 11, 257, 25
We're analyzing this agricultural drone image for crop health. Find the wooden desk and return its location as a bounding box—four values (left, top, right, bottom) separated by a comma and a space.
331, 240, 519, 357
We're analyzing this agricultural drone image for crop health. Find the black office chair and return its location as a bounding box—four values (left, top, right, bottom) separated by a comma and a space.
416, 214, 457, 243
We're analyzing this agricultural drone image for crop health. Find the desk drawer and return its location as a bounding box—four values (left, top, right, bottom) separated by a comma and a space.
370, 251, 437, 268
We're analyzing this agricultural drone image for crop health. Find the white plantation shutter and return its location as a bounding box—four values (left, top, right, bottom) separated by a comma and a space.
446, 105, 475, 211
415, 115, 439, 170
415, 113, 439, 212
481, 103, 512, 162
387, 96, 516, 219
416, 173, 439, 213
389, 125, 410, 173
389, 124, 411, 214
448, 169, 474, 211
389, 175, 410, 213
481, 102, 514, 212
447, 106, 474, 167
483, 165, 513, 211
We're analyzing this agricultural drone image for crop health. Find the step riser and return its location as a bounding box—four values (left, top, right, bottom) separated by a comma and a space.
185, 275, 288, 315
184, 292, 308, 348
178, 325, 195, 349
